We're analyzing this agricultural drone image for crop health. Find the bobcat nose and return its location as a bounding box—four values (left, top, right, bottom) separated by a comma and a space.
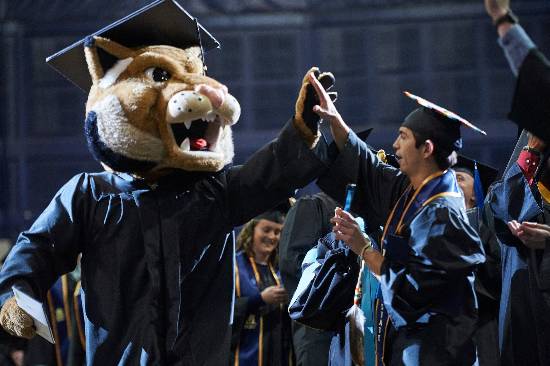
194, 84, 226, 109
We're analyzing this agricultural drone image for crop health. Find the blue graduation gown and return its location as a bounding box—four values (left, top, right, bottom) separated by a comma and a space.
0, 120, 327, 366
485, 162, 550, 366
231, 252, 292, 366
317, 131, 485, 365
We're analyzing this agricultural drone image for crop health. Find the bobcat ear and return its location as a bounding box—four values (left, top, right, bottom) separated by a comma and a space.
84, 36, 135, 87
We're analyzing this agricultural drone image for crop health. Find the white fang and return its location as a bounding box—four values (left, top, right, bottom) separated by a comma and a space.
180, 138, 190, 151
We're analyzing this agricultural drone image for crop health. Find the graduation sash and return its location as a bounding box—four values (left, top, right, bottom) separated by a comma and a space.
374, 170, 462, 365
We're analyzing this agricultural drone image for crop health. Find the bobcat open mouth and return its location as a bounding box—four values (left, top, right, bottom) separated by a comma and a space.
170, 117, 222, 153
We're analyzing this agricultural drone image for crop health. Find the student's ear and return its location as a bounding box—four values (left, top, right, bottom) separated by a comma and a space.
423, 139, 435, 158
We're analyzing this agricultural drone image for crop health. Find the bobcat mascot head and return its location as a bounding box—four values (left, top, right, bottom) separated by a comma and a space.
83, 36, 240, 175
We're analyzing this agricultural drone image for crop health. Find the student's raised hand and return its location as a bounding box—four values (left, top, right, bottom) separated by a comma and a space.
507, 220, 550, 249
484, 0, 509, 22
308, 73, 350, 151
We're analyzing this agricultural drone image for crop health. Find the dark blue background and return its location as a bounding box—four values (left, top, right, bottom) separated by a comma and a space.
1, 0, 550, 240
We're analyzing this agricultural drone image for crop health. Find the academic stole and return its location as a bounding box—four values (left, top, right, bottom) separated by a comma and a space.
374, 170, 462, 365
234, 256, 281, 366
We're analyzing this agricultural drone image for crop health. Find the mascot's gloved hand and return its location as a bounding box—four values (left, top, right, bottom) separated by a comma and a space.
0, 297, 36, 339
294, 67, 337, 147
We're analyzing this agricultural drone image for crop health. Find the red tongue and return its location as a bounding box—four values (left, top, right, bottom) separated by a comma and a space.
191, 138, 208, 150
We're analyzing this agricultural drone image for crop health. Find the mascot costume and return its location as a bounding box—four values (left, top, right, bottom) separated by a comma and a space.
0, 1, 337, 364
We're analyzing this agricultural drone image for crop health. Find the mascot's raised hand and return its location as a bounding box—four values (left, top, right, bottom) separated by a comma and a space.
0, 297, 35, 339
294, 67, 337, 147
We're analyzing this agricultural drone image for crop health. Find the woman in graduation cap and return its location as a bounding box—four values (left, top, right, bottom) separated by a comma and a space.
309, 72, 486, 365
231, 205, 294, 366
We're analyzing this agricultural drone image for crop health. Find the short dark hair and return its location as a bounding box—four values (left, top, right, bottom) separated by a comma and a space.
412, 130, 457, 170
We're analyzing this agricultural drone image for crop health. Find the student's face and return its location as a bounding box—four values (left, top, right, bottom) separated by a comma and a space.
252, 219, 283, 257
392, 127, 424, 177
454, 171, 476, 209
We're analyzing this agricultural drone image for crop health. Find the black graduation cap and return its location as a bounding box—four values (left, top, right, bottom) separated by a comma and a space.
402, 92, 486, 154
46, 0, 220, 91
453, 155, 499, 207
508, 49, 550, 144
255, 199, 294, 224
356, 128, 373, 142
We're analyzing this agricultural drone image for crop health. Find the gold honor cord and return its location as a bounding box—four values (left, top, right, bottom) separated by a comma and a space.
395, 170, 446, 234
47, 291, 63, 366
73, 282, 86, 351
61, 275, 72, 339
247, 256, 282, 366
234, 264, 241, 366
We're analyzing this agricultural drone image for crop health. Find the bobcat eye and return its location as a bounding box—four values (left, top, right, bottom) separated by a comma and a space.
145, 67, 171, 82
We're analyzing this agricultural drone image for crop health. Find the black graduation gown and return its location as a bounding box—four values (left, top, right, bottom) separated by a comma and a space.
509, 49, 550, 143
485, 162, 550, 366
279, 192, 338, 299
466, 208, 501, 366
0, 120, 328, 366
317, 131, 485, 366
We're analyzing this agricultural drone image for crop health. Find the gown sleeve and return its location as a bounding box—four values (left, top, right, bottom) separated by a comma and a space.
473, 206, 502, 307
223, 119, 330, 227
0, 174, 91, 306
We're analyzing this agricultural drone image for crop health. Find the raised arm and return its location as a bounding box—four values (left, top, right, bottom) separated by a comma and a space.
308, 70, 409, 227
485, 0, 536, 76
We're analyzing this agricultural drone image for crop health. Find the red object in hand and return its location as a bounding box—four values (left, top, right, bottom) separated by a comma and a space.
518, 150, 540, 186
191, 138, 208, 150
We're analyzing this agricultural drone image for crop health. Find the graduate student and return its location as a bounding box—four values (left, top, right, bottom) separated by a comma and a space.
311, 75, 486, 365
231, 207, 293, 366
484, 1, 550, 364
453, 156, 501, 366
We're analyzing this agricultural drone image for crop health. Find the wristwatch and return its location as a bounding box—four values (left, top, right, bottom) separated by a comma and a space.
360, 234, 374, 259
494, 10, 519, 27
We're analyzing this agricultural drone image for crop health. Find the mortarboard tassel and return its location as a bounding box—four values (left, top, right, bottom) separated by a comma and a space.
473, 161, 485, 210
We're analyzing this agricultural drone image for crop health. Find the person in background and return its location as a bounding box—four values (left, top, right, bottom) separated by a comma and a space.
278, 192, 336, 366
231, 206, 293, 366
453, 156, 501, 366
485, 0, 550, 364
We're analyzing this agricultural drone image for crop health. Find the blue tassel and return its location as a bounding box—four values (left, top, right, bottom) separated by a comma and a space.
473, 161, 485, 210
344, 183, 356, 211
